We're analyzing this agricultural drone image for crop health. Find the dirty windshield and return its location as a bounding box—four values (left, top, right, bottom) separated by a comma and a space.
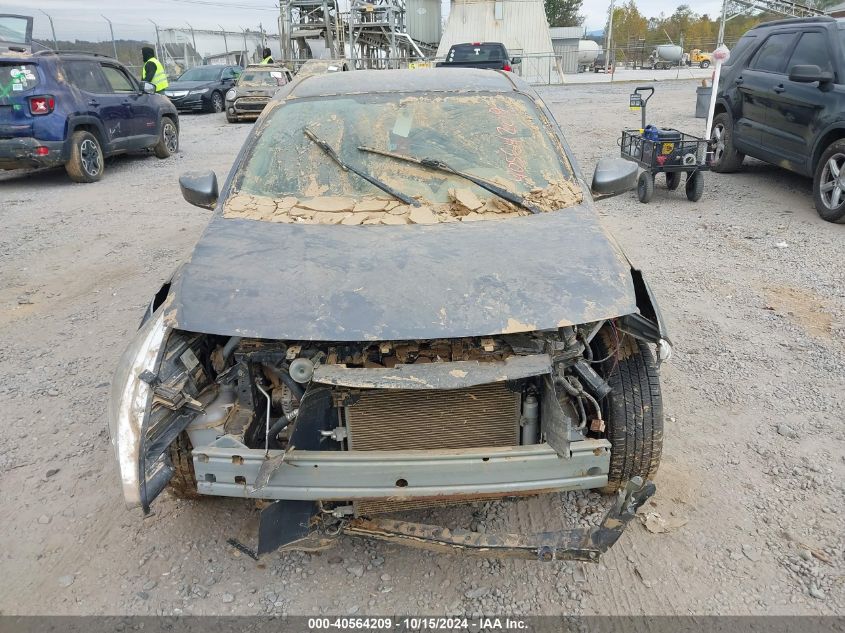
238, 69, 286, 87
227, 92, 582, 225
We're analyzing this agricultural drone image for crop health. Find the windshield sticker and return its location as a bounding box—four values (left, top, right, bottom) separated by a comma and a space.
12, 83, 23, 91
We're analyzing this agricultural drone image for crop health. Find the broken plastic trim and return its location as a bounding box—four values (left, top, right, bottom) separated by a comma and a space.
257, 477, 655, 561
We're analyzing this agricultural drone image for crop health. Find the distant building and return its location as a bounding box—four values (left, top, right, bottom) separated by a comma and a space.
826, 1, 845, 16
436, 0, 561, 83
549, 27, 582, 74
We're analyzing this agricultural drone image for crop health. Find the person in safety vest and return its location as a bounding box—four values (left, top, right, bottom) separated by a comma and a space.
141, 46, 169, 92
260, 48, 274, 64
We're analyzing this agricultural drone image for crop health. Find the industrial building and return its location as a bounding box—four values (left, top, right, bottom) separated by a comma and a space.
549, 27, 582, 74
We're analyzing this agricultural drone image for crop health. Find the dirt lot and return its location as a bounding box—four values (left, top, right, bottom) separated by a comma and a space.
1, 80, 842, 616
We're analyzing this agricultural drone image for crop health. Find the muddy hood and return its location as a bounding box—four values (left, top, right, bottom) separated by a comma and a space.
165, 204, 639, 341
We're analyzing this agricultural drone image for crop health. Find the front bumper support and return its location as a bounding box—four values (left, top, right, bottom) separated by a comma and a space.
256, 477, 655, 561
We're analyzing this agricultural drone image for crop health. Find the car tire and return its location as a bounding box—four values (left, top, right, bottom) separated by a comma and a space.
167, 432, 201, 500
665, 171, 681, 190
209, 91, 224, 113
153, 117, 179, 158
65, 130, 104, 183
710, 112, 744, 173
685, 171, 704, 201
812, 139, 845, 223
591, 328, 664, 494
700, 60, 710, 69
637, 171, 654, 203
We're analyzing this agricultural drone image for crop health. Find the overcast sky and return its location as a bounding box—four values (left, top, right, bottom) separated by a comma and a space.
9, 0, 725, 42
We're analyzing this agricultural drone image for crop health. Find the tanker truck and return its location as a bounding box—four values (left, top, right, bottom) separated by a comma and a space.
648, 44, 683, 70
576, 39, 600, 72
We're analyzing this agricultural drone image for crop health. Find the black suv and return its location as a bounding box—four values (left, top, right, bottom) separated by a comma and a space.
0, 50, 179, 182
711, 16, 845, 223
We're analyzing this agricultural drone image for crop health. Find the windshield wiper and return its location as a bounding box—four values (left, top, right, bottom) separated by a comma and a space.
357, 145, 542, 215
303, 128, 419, 207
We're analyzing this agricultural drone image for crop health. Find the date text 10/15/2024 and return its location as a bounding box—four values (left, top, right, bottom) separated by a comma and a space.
307, 617, 530, 630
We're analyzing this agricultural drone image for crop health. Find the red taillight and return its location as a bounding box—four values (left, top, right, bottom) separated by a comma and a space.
29, 96, 55, 115
503, 64, 512, 72
472, 42, 482, 46
34, 147, 49, 156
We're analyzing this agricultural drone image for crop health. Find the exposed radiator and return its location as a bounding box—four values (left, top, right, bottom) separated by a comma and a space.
344, 383, 521, 516
345, 383, 520, 451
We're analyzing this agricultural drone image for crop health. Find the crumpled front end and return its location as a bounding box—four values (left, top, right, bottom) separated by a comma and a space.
111, 317, 661, 560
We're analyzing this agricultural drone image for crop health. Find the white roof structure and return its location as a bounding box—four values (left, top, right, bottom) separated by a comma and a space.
436, 0, 562, 83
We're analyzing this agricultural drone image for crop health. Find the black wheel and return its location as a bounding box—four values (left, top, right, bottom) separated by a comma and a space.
153, 117, 178, 158
665, 171, 681, 190
710, 112, 744, 173
700, 60, 710, 69
813, 139, 845, 223
65, 130, 104, 183
685, 171, 704, 201
209, 91, 224, 113
591, 328, 664, 494
167, 433, 201, 499
637, 171, 654, 203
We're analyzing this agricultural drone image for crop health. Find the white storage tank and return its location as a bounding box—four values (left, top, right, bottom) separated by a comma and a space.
577, 39, 600, 65
407, 0, 442, 46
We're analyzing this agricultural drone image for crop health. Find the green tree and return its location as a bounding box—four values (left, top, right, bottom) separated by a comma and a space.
611, 1, 648, 63
545, 0, 585, 27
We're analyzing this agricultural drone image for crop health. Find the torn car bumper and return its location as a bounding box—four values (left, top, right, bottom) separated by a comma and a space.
252, 476, 655, 561
343, 476, 656, 561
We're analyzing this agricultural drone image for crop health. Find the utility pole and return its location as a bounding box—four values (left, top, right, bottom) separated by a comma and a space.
242, 28, 249, 64
102, 15, 118, 60
717, 0, 728, 46
148, 19, 162, 59
186, 22, 198, 64
219, 25, 230, 60
605, 0, 615, 73
39, 10, 58, 50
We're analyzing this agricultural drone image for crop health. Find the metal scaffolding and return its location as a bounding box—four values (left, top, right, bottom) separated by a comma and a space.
717, 0, 824, 45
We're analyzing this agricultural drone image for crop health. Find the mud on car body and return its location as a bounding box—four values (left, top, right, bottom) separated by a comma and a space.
109, 69, 670, 560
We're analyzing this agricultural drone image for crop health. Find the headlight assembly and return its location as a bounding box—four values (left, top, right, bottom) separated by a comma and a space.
189, 88, 209, 95
226, 89, 236, 100
108, 310, 169, 509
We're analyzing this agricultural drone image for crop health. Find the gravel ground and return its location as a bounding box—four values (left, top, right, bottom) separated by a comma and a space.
0, 80, 842, 617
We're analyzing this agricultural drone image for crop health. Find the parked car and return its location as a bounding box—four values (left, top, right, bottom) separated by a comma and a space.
295, 59, 350, 78
225, 64, 293, 123
109, 68, 669, 561
436, 42, 521, 72
0, 50, 179, 182
711, 16, 845, 223
164, 64, 241, 113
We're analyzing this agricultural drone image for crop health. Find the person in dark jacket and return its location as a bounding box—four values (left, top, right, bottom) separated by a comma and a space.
141, 46, 169, 92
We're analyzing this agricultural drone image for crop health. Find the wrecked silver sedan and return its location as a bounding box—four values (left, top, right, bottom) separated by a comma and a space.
108, 69, 670, 560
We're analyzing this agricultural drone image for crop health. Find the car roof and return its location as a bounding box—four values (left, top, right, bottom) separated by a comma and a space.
751, 15, 836, 29
1, 50, 119, 63
289, 68, 520, 99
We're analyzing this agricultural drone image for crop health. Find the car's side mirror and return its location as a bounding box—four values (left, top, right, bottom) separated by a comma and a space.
179, 170, 218, 209
789, 64, 834, 85
511, 56, 522, 65
141, 81, 156, 95
591, 158, 638, 200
